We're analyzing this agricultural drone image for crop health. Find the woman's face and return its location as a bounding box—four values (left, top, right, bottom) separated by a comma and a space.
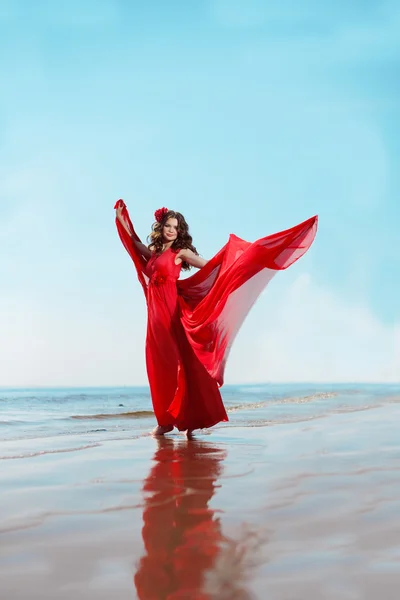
162, 217, 179, 243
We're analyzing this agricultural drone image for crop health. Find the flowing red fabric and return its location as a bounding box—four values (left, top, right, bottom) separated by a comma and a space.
114, 200, 318, 431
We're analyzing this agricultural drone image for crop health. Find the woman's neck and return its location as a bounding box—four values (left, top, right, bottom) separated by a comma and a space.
162, 240, 174, 252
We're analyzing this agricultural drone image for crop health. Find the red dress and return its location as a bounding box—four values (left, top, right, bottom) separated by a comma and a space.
114, 201, 318, 431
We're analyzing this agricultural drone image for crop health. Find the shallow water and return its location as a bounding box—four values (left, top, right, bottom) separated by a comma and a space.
1, 383, 399, 452
1, 384, 400, 599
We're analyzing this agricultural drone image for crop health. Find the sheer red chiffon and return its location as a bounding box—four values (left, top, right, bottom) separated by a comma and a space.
114, 200, 317, 431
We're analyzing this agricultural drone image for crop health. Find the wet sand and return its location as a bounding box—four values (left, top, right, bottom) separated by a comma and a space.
1, 403, 400, 599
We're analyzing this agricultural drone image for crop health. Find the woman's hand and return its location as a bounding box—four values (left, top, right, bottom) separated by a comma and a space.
114, 199, 134, 237
115, 200, 124, 221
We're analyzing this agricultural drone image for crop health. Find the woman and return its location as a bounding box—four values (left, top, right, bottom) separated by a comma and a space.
114, 199, 317, 437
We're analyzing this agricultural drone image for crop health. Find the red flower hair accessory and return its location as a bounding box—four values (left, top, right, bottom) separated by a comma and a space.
154, 207, 169, 223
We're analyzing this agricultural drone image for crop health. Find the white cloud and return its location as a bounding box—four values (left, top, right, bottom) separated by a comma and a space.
226, 273, 399, 383
0, 290, 148, 387
2, 273, 397, 387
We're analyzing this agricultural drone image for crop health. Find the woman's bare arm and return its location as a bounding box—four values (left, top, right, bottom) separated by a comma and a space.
115, 207, 152, 260
176, 248, 208, 269
134, 239, 152, 260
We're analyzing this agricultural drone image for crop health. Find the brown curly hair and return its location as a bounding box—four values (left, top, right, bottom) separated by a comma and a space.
147, 210, 198, 271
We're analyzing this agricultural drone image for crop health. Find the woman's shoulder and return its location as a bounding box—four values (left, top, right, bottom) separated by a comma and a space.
177, 246, 195, 256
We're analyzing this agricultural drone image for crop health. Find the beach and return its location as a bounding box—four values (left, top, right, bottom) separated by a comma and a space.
1, 384, 400, 599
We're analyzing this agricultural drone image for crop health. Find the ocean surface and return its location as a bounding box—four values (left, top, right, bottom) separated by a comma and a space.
2, 383, 400, 599
1, 383, 399, 460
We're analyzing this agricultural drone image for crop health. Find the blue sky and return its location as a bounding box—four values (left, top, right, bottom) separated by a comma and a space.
1, 0, 399, 386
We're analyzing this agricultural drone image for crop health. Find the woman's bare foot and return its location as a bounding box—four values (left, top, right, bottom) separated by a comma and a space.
152, 424, 174, 436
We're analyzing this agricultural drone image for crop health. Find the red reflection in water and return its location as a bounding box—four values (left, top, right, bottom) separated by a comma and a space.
134, 438, 226, 599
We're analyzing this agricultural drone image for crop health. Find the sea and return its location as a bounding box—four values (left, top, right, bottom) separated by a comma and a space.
1, 383, 399, 460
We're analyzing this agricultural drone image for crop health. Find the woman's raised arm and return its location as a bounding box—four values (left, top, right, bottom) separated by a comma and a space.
115, 203, 152, 260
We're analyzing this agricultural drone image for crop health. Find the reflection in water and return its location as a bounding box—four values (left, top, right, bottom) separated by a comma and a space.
134, 438, 266, 599
134, 438, 226, 599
